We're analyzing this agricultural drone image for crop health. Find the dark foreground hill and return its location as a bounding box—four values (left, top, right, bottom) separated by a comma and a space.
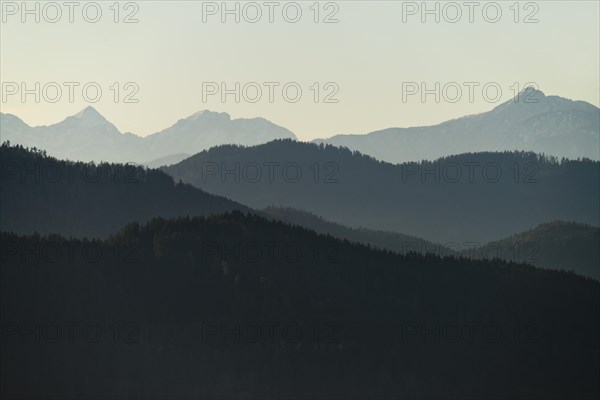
1, 212, 598, 399
164, 140, 600, 243
0, 143, 250, 237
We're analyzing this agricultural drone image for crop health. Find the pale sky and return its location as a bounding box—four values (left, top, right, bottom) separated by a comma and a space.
1, 0, 599, 140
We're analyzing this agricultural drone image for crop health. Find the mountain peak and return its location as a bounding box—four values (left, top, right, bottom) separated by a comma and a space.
60, 106, 120, 133
186, 109, 231, 121
72, 106, 108, 122
73, 106, 104, 119
488, 86, 549, 115
519, 86, 545, 99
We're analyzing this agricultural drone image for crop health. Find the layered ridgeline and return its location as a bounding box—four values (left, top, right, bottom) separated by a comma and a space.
0, 143, 250, 238
314, 88, 600, 162
163, 140, 599, 243
0, 108, 296, 164
2, 143, 597, 278
264, 208, 600, 280
0, 142, 447, 255
463, 221, 600, 280
2, 212, 598, 398
262, 206, 451, 256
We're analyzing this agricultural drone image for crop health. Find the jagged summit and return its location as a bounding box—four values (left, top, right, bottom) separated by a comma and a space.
186, 109, 231, 121
520, 86, 545, 98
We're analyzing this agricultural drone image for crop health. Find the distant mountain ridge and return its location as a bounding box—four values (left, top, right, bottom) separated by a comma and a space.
314, 88, 600, 162
164, 140, 600, 243
0, 107, 297, 164
2, 88, 598, 165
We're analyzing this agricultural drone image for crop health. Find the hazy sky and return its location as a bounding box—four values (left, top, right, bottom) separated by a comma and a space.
1, 0, 599, 140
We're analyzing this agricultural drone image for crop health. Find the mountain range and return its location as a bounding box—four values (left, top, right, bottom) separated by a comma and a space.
2, 141, 599, 398
164, 140, 600, 243
2, 88, 598, 165
0, 107, 296, 164
4, 143, 597, 279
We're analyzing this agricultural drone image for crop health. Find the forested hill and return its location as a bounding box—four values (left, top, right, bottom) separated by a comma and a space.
164, 139, 599, 243
0, 143, 250, 238
1, 211, 598, 398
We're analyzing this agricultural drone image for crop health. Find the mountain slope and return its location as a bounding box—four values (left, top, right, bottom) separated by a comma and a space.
315, 88, 600, 163
263, 208, 599, 280
262, 206, 451, 256
163, 140, 600, 243
0, 143, 250, 238
463, 221, 600, 280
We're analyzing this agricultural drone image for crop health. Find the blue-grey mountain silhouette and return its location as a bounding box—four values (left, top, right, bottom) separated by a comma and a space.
0, 108, 297, 163
314, 88, 600, 162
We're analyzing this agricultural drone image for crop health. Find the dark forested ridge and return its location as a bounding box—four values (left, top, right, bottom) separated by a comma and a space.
1, 212, 599, 399
0, 143, 251, 238
164, 140, 600, 243
1, 142, 599, 399
463, 221, 600, 280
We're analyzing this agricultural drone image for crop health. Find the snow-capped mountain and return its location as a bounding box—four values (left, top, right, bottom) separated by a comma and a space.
314, 88, 600, 163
